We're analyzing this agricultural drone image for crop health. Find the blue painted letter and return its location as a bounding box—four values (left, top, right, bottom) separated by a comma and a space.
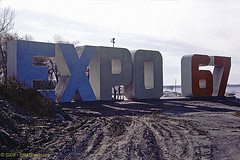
55, 44, 96, 102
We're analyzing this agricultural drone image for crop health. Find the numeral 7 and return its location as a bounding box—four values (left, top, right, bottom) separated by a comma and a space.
211, 56, 231, 96
181, 54, 231, 97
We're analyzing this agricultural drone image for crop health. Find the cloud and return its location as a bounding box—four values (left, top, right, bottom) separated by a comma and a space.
4, 0, 240, 84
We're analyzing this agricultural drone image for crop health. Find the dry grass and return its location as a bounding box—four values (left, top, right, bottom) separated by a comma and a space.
0, 77, 55, 116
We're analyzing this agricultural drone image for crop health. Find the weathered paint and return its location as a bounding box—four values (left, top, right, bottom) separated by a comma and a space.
181, 54, 231, 97
124, 50, 163, 99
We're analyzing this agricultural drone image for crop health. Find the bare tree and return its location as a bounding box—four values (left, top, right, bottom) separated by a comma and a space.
0, 7, 16, 81
53, 34, 80, 46
0, 7, 17, 81
0, 7, 15, 35
20, 34, 34, 41
0, 7, 35, 81
0, 33, 18, 81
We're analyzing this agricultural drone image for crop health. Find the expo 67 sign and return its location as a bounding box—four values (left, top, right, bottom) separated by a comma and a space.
7, 40, 231, 102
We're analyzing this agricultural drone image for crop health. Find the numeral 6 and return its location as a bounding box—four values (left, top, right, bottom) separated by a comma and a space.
181, 54, 231, 97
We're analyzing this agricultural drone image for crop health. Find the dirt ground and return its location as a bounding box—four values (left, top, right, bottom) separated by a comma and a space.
46, 98, 240, 160
1, 97, 240, 160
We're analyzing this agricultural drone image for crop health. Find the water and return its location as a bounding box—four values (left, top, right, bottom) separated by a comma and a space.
226, 85, 240, 98
163, 85, 240, 99
163, 86, 181, 95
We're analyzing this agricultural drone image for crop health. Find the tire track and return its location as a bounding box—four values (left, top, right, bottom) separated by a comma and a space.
141, 116, 194, 160
69, 114, 213, 160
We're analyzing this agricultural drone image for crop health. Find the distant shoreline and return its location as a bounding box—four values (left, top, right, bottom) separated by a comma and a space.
163, 84, 240, 87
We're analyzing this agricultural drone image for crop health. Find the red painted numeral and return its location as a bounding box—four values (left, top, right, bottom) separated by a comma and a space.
213, 56, 231, 96
192, 55, 213, 97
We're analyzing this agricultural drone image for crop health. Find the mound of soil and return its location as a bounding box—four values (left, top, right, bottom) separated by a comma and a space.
1, 96, 240, 159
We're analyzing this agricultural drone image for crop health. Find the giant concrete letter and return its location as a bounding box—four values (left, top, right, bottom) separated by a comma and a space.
7, 40, 55, 85
124, 50, 163, 99
55, 44, 96, 102
7, 40, 55, 100
89, 47, 132, 100
7, 39, 56, 99
181, 54, 231, 97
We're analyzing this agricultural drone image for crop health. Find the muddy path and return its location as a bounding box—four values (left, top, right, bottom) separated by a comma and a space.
71, 115, 211, 160
43, 99, 240, 160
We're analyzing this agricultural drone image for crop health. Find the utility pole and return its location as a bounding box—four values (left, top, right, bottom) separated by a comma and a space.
175, 78, 177, 93
111, 38, 117, 100
110, 38, 115, 47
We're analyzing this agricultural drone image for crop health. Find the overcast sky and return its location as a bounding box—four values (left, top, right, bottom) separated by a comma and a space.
1, 0, 240, 85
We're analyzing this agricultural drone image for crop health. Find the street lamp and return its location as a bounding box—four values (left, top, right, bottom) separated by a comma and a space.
110, 38, 115, 47
110, 38, 118, 99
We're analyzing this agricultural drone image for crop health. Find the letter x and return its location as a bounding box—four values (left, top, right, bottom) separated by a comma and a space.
55, 44, 96, 102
